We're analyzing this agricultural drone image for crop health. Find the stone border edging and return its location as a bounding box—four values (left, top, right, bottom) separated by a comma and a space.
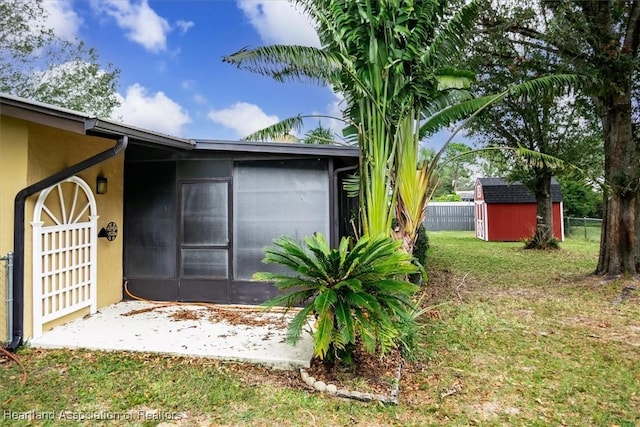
299, 362, 401, 405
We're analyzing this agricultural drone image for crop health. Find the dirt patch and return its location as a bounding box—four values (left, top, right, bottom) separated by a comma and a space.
559, 315, 640, 347
420, 267, 469, 303
471, 401, 521, 420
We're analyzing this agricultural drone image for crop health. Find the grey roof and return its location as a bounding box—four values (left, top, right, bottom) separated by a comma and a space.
477, 177, 563, 203
193, 139, 359, 158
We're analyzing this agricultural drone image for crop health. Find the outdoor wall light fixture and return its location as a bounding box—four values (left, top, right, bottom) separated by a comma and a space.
96, 176, 108, 194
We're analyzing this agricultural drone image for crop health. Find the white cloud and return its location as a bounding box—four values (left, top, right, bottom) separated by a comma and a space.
325, 92, 346, 132
176, 20, 194, 35
193, 94, 207, 105
91, 0, 171, 52
42, 1, 83, 41
237, 0, 320, 47
207, 102, 279, 138
180, 81, 207, 105
113, 84, 191, 135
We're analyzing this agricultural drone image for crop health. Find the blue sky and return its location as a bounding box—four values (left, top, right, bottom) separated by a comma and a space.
39, 0, 457, 148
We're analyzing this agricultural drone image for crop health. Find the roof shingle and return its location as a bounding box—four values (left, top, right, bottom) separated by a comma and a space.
477, 177, 563, 203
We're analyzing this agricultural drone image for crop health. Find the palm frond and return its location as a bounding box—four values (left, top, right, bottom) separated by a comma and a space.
251, 272, 317, 290
421, 74, 594, 140
285, 304, 315, 345
367, 279, 419, 297
263, 236, 328, 278
243, 113, 349, 143
313, 289, 338, 358
505, 74, 595, 100
334, 298, 355, 345
420, 89, 477, 122
515, 145, 568, 170
222, 45, 341, 86
435, 68, 476, 91
334, 278, 363, 292
420, 93, 504, 139
303, 233, 331, 258
241, 115, 305, 142
342, 173, 360, 198
353, 311, 378, 354
261, 288, 315, 311
421, 0, 482, 68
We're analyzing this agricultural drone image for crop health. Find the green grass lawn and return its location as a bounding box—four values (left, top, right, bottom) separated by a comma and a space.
1, 232, 638, 426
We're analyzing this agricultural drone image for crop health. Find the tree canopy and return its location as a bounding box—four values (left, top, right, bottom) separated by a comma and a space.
482, 0, 640, 275
463, 6, 604, 247
0, 0, 119, 116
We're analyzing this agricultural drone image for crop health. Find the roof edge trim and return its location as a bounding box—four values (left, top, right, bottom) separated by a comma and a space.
85, 118, 196, 149
194, 139, 359, 157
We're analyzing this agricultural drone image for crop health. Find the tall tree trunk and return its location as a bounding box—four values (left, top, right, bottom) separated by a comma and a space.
595, 89, 640, 277
525, 170, 555, 249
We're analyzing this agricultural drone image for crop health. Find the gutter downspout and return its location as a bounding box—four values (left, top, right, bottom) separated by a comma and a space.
6, 136, 128, 351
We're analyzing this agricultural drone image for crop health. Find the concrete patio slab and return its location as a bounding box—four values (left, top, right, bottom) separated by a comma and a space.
28, 301, 313, 370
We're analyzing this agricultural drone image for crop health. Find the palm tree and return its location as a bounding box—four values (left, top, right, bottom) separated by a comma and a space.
303, 123, 335, 144
224, 0, 481, 251
224, 0, 585, 253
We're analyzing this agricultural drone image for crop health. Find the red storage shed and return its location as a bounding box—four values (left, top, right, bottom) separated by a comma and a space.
474, 177, 564, 242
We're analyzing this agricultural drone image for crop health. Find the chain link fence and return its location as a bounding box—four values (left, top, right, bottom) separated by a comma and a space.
565, 217, 602, 240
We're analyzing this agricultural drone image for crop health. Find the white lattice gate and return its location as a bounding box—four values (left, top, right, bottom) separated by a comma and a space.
31, 176, 98, 338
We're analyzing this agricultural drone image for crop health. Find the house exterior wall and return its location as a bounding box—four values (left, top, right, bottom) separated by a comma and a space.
0, 117, 30, 343
18, 122, 124, 338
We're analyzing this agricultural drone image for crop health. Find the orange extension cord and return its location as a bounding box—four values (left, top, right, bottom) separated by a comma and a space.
1, 345, 27, 404
0, 346, 26, 385
123, 279, 294, 313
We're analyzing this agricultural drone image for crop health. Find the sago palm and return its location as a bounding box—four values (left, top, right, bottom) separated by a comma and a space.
255, 233, 419, 364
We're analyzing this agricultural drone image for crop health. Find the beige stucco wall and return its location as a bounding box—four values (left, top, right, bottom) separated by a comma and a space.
0, 117, 30, 343
1, 119, 124, 339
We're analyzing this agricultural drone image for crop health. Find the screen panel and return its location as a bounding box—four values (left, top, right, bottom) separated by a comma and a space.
233, 161, 329, 280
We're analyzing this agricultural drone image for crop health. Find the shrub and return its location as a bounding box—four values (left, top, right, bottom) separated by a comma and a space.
433, 193, 462, 202
523, 230, 560, 250
255, 233, 419, 365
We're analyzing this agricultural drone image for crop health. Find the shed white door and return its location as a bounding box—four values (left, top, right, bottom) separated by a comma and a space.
31, 176, 98, 337
475, 202, 487, 240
